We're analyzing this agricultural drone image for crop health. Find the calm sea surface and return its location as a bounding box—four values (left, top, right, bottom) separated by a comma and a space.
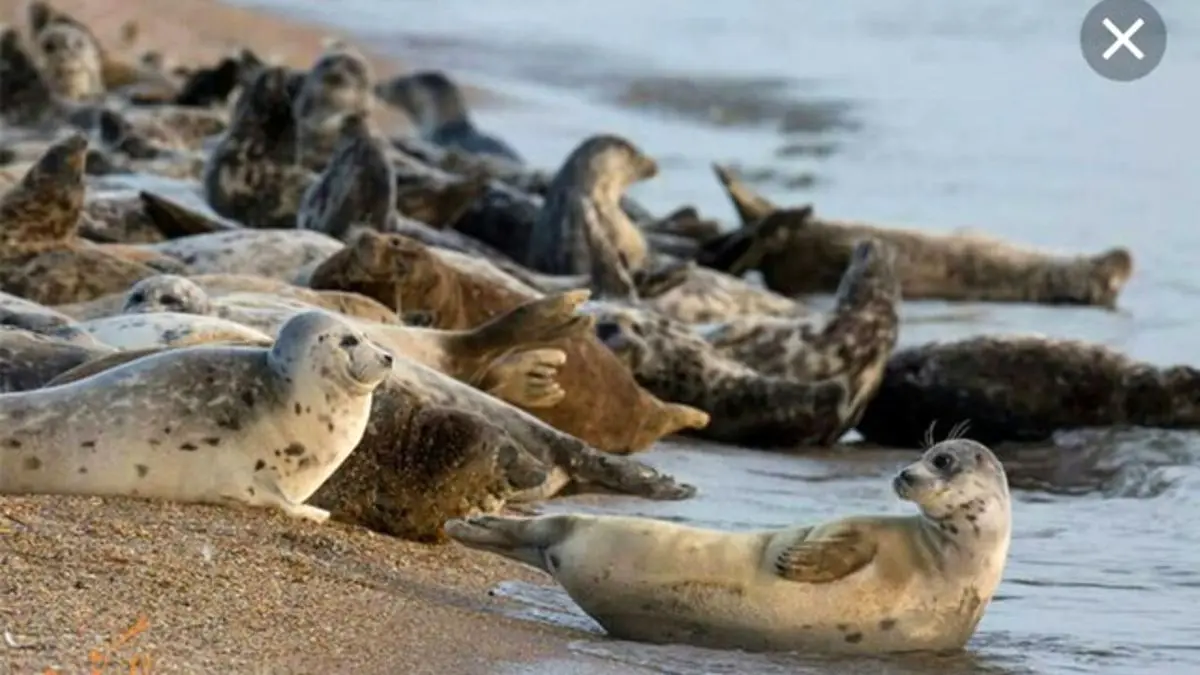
235, 1, 1198, 672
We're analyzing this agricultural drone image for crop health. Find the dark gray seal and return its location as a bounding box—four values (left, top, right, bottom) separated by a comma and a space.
292, 41, 374, 172
296, 112, 395, 241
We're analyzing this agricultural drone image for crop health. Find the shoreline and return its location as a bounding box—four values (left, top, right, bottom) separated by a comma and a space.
0, 1, 614, 673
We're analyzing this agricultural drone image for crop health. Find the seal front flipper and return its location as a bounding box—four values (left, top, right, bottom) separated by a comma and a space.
774, 525, 877, 584
578, 196, 640, 302
479, 348, 567, 409
711, 163, 778, 227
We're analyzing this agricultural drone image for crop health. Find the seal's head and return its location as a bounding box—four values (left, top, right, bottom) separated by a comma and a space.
557, 134, 658, 199
228, 65, 299, 144
35, 22, 103, 100
269, 310, 394, 396
586, 304, 696, 380
19, 131, 88, 190
834, 237, 901, 310
294, 44, 373, 132
322, 230, 440, 312
894, 438, 1011, 538
1085, 247, 1134, 309
0, 25, 55, 125
122, 275, 213, 316
373, 70, 466, 134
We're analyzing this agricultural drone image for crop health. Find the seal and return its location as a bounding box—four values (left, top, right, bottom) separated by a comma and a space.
0, 133, 169, 305
855, 335, 1200, 447
121, 274, 590, 410
292, 41, 374, 172
0, 310, 395, 522
373, 69, 523, 163
0, 25, 60, 126
202, 65, 315, 229
712, 165, 1135, 308
525, 134, 659, 276
296, 112, 395, 241
30, 18, 105, 101
308, 230, 712, 454
130, 228, 345, 283
446, 437, 1013, 654
73, 311, 274, 350
0, 326, 114, 393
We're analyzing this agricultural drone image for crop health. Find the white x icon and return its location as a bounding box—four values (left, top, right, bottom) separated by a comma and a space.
1102, 17, 1145, 60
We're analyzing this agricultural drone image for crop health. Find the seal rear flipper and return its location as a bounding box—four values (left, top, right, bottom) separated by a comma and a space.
632, 259, 693, 299
693, 206, 814, 277
478, 348, 568, 409
711, 163, 778, 227
774, 525, 877, 584
139, 191, 234, 238
444, 514, 574, 572
455, 289, 594, 357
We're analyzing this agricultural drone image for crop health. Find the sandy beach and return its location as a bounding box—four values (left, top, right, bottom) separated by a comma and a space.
0, 1, 610, 673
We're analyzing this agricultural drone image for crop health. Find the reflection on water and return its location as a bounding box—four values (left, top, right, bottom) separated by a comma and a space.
234, 0, 1197, 671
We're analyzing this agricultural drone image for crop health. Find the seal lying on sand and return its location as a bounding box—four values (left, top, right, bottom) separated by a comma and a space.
130, 228, 345, 283
73, 311, 273, 350
374, 70, 523, 163
710, 165, 1134, 308
203, 66, 314, 229
0, 326, 114, 392
296, 113, 394, 241
292, 41, 374, 172
0, 311, 394, 522
525, 134, 658, 276
308, 231, 711, 454
447, 438, 1012, 654
856, 335, 1200, 447
586, 240, 899, 448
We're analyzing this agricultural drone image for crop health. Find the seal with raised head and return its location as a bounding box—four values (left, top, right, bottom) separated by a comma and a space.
30, 18, 105, 101
0, 25, 60, 126
373, 69, 523, 163
711, 164, 1134, 308
447, 438, 1012, 654
0, 310, 395, 522
856, 335, 1200, 447
525, 134, 659, 276
308, 230, 712, 454
296, 112, 395, 241
202, 65, 314, 229
292, 41, 374, 172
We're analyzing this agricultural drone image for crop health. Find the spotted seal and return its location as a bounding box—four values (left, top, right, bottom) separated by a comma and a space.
0, 310, 395, 522
296, 112, 394, 241
373, 69, 523, 163
711, 165, 1134, 308
202, 65, 314, 229
525, 134, 658, 276
308, 231, 712, 454
856, 335, 1200, 447
292, 41, 374, 172
129, 228, 345, 283
447, 438, 1012, 653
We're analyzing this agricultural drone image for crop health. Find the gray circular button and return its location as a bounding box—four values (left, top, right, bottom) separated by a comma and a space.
1081, 0, 1167, 81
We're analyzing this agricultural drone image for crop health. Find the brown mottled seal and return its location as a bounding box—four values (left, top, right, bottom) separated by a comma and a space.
446, 438, 1012, 654
308, 231, 711, 454
0, 310, 394, 522
373, 69, 523, 163
712, 164, 1134, 308
202, 65, 314, 229
525, 134, 658, 276
296, 112, 394, 241
292, 41, 374, 171
856, 335, 1200, 447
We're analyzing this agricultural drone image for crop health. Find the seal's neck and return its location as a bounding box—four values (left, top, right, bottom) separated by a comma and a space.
918, 494, 1011, 575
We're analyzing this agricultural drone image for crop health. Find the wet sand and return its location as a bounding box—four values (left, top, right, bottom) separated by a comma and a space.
0, 0, 609, 672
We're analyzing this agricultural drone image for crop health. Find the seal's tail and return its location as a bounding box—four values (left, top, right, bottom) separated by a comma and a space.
444, 514, 573, 572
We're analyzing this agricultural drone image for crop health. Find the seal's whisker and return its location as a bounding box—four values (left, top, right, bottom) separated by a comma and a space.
922, 420, 939, 450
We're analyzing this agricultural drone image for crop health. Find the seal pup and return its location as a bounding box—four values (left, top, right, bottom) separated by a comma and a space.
712, 165, 1134, 308
0, 310, 394, 522
203, 65, 315, 229
308, 231, 712, 454
373, 70, 523, 163
856, 335, 1200, 447
292, 41, 374, 172
525, 134, 658, 276
447, 438, 1013, 654
296, 112, 394, 241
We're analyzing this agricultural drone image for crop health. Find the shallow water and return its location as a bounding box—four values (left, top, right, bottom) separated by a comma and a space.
236, 0, 1200, 671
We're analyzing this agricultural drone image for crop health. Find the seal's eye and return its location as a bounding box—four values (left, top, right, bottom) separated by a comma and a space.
930, 453, 954, 472
339, 335, 360, 349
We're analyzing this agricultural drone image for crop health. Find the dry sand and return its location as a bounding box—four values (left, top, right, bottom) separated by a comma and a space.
0, 0, 621, 673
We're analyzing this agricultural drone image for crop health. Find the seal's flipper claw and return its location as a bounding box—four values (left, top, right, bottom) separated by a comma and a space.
773, 525, 877, 584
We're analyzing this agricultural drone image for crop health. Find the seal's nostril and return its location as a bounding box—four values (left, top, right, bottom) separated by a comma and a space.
596, 322, 620, 342
897, 469, 915, 485
381, 353, 394, 367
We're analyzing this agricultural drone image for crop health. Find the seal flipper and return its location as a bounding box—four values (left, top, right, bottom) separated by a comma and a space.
711, 163, 778, 227
556, 448, 697, 500
444, 514, 575, 573
139, 191, 235, 238
774, 525, 877, 584
479, 348, 568, 409
694, 206, 814, 277
454, 289, 594, 358
394, 173, 490, 229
